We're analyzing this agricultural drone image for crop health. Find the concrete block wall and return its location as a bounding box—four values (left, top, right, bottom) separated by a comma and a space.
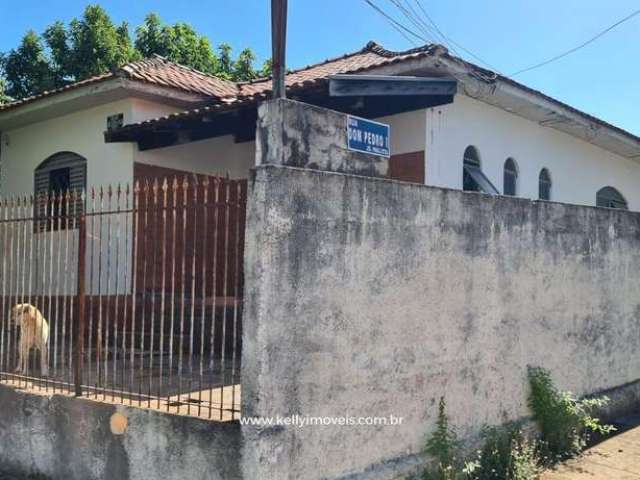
256, 98, 388, 178
0, 386, 242, 480
241, 164, 640, 480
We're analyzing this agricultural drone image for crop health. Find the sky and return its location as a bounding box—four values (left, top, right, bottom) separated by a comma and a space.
0, 0, 639, 135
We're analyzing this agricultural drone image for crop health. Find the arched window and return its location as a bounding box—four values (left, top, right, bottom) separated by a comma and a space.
503, 158, 518, 196
596, 186, 627, 210
538, 168, 552, 201
35, 152, 87, 230
462, 146, 498, 194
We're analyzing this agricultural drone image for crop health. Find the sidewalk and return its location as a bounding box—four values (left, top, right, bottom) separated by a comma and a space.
543, 425, 640, 479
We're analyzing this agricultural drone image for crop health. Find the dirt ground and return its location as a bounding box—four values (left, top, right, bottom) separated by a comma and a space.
543, 425, 640, 479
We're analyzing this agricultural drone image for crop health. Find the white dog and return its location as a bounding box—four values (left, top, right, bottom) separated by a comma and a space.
11, 304, 49, 376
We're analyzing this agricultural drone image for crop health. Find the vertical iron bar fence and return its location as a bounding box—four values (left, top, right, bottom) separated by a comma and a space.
0, 175, 246, 420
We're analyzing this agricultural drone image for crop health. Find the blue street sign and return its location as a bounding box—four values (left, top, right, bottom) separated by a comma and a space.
347, 115, 390, 158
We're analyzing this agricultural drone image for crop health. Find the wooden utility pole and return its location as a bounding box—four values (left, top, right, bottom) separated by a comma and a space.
271, 0, 288, 98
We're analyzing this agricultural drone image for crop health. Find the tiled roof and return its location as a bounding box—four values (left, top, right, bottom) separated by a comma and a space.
5, 41, 640, 153
0, 73, 115, 111
106, 42, 441, 137
0, 55, 239, 112
120, 56, 239, 99
238, 41, 441, 98
0, 42, 434, 113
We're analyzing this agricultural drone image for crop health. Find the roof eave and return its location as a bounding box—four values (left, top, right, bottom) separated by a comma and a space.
434, 54, 640, 160
0, 78, 213, 131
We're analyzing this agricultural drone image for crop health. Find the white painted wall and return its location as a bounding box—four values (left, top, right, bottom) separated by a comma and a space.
377, 109, 426, 156
135, 136, 255, 180
1, 100, 137, 196
0, 98, 256, 196
0, 98, 190, 296
426, 94, 640, 210
129, 98, 184, 125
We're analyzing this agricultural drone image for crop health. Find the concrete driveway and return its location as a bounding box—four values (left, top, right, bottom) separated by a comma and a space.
543, 426, 640, 479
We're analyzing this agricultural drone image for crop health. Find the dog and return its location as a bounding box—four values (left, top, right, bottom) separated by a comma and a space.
10, 304, 49, 376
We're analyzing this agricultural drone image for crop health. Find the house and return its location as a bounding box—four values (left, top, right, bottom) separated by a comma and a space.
2, 41, 640, 480
1, 41, 639, 210
1, 39, 639, 417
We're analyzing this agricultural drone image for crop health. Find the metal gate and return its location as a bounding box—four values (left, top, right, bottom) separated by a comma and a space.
0, 175, 246, 421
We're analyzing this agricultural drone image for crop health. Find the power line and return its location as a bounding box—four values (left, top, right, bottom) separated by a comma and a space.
511, 8, 640, 76
363, 0, 428, 45
386, 0, 440, 44
365, 0, 502, 74
412, 0, 451, 46
410, 0, 502, 73
389, 21, 421, 47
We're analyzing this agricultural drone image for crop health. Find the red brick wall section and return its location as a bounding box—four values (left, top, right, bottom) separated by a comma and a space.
388, 151, 425, 183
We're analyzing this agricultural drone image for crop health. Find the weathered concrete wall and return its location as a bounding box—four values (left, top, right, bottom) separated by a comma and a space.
241, 164, 640, 480
0, 385, 241, 480
256, 99, 388, 178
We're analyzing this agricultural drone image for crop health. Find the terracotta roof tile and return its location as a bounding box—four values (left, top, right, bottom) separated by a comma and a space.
0, 54, 239, 112
7, 41, 638, 153
238, 41, 438, 98
0, 73, 115, 111
120, 55, 239, 99
0, 42, 432, 113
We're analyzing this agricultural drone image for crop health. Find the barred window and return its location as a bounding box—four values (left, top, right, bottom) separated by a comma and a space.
34, 152, 86, 231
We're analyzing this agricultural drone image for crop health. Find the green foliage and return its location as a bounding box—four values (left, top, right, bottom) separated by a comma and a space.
42, 21, 72, 84
1, 30, 55, 99
426, 397, 460, 470
217, 43, 234, 79
66, 5, 138, 79
472, 427, 517, 480
424, 397, 477, 480
234, 48, 257, 81
0, 76, 12, 104
258, 58, 273, 78
136, 14, 218, 74
420, 369, 614, 480
1, 5, 263, 100
509, 435, 544, 480
527, 366, 615, 459
466, 426, 544, 480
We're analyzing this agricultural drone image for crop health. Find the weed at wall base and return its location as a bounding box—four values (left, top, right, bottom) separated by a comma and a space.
526, 366, 615, 461
421, 398, 543, 480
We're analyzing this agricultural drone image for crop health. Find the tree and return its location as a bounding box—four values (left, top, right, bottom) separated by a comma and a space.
135, 14, 219, 74
1, 31, 55, 100
42, 21, 71, 85
0, 76, 12, 104
258, 58, 273, 78
1, 5, 262, 100
66, 5, 138, 79
217, 43, 234, 79
135, 13, 167, 57
233, 48, 256, 81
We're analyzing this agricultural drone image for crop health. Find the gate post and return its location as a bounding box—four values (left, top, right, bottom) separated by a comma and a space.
74, 208, 87, 396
